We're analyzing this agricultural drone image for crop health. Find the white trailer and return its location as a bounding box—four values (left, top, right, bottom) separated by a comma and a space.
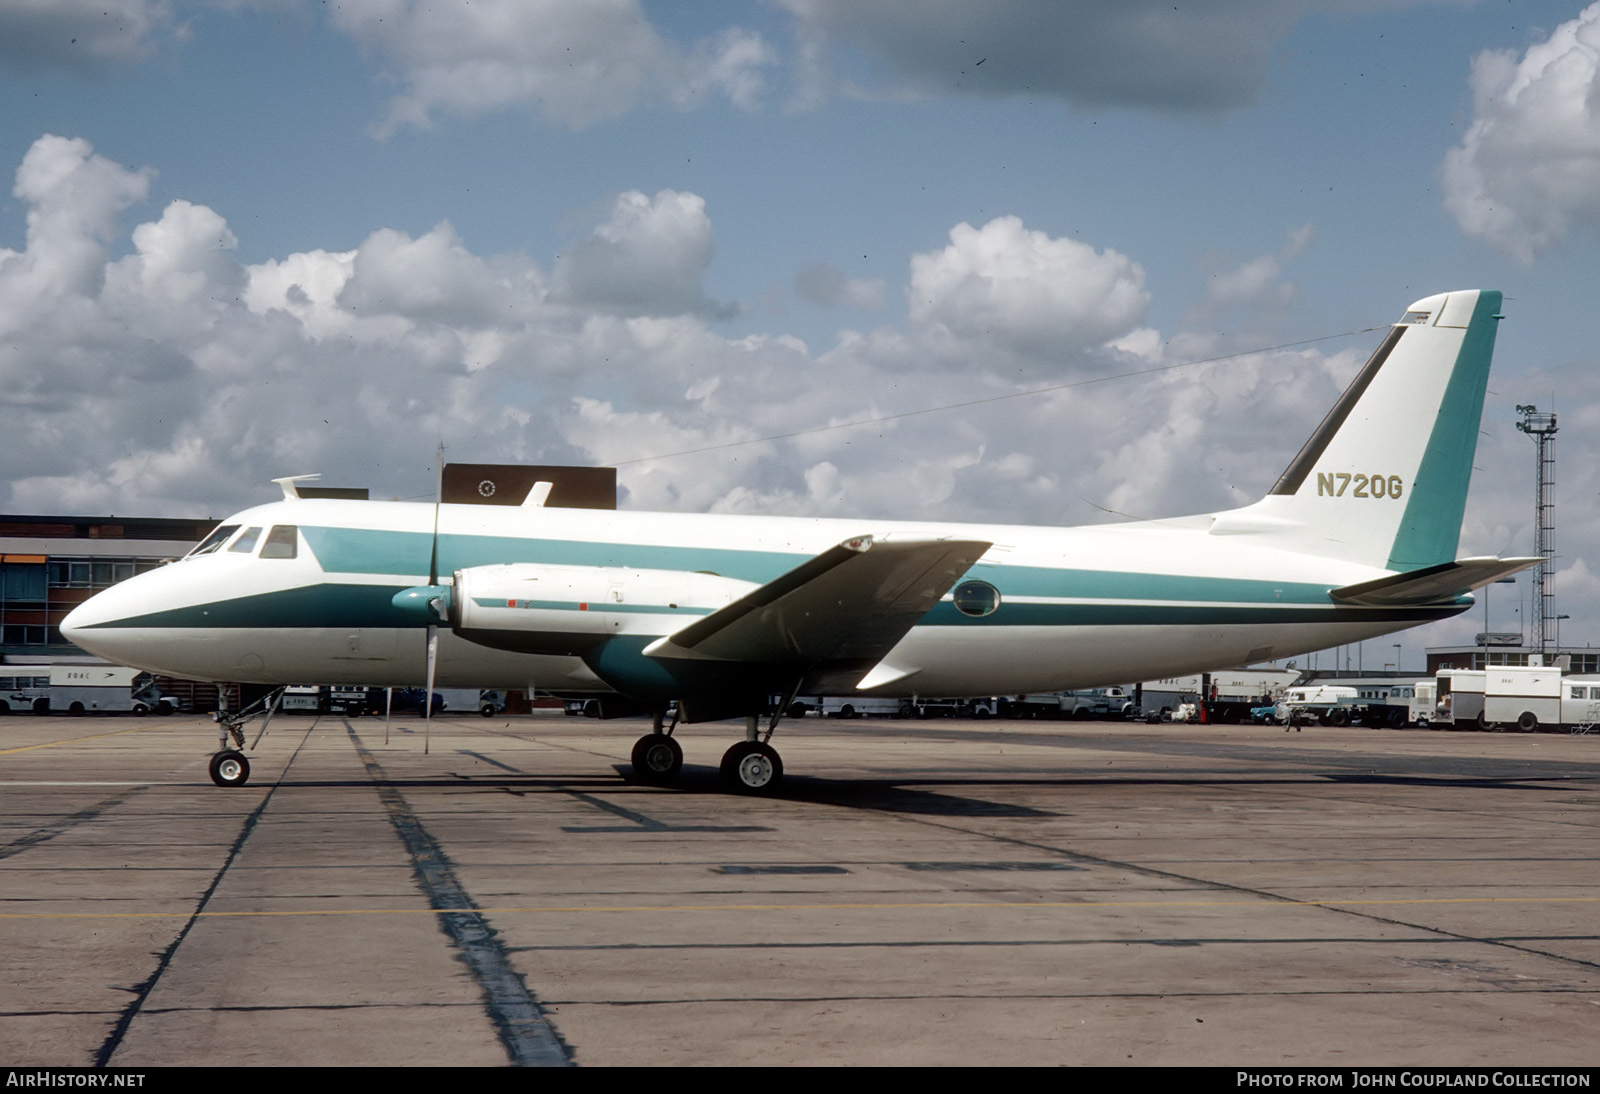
1434, 664, 1600, 732
1481, 665, 1563, 731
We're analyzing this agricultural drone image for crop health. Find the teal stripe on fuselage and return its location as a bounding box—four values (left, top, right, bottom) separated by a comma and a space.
88, 581, 1467, 631
300, 525, 1342, 608
301, 526, 811, 585
82, 583, 404, 629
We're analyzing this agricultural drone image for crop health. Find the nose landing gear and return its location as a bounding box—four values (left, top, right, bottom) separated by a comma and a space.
208, 749, 251, 787
207, 686, 286, 787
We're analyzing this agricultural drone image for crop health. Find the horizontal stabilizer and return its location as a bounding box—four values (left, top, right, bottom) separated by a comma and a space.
1329, 556, 1542, 606
644, 534, 991, 669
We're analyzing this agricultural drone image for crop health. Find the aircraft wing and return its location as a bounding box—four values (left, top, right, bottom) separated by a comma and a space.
1329, 556, 1543, 606
642, 534, 991, 673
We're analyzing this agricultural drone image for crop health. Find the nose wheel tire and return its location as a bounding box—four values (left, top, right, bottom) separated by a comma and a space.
630, 733, 684, 784
209, 749, 251, 788
720, 740, 783, 793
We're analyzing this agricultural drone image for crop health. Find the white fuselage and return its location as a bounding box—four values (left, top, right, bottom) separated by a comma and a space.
61, 497, 1467, 699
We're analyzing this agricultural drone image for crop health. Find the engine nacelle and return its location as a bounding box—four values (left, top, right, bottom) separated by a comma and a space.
448, 562, 759, 655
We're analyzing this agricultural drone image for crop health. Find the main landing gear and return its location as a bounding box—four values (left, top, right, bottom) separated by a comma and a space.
207, 686, 286, 788
630, 708, 685, 784
628, 708, 787, 794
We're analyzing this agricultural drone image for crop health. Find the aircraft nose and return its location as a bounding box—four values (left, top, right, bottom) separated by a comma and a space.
58, 572, 163, 662
60, 592, 121, 660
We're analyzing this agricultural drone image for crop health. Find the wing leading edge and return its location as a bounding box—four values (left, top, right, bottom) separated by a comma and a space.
643, 534, 992, 685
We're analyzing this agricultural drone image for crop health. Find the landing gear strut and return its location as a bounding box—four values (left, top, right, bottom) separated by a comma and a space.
207, 686, 286, 788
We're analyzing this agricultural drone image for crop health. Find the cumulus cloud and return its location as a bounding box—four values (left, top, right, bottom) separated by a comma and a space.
328, 0, 775, 134
779, 0, 1305, 114
1443, 3, 1600, 262
552, 190, 731, 319
0, 0, 174, 74
908, 216, 1149, 366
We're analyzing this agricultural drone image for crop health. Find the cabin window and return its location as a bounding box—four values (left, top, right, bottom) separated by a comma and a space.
1571, 687, 1588, 700
228, 527, 263, 554
187, 524, 240, 558
261, 525, 298, 560
952, 579, 1001, 618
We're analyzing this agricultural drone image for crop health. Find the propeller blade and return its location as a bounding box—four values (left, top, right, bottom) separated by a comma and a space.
429, 444, 443, 586
384, 685, 393, 746
424, 623, 438, 756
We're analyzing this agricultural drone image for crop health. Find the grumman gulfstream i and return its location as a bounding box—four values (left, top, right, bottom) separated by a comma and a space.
63, 290, 1537, 792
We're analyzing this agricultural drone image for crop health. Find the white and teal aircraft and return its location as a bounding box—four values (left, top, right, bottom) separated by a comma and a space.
63, 290, 1537, 792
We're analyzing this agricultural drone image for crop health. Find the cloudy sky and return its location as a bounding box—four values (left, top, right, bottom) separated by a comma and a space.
2, 0, 1598, 668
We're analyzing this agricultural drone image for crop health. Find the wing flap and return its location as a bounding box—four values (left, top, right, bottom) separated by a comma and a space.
1329, 556, 1542, 606
643, 534, 991, 668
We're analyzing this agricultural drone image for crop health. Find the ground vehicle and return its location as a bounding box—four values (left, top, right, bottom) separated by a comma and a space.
1434, 663, 1600, 732
478, 690, 506, 717
41, 664, 183, 715
1275, 685, 1359, 725
817, 696, 904, 718
1008, 688, 1131, 719
0, 671, 49, 714
328, 686, 368, 716
390, 688, 445, 715
279, 685, 324, 713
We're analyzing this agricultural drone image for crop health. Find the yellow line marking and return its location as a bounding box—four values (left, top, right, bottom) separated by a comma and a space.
2, 895, 1595, 921
0, 724, 172, 755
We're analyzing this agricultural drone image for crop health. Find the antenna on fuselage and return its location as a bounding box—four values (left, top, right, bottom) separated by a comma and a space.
272, 474, 321, 501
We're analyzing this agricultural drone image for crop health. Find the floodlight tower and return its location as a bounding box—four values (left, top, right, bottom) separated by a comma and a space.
1515, 405, 1558, 655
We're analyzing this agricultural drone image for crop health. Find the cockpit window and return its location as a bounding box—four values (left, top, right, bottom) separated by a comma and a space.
187, 525, 240, 558
261, 525, 298, 560
228, 527, 263, 554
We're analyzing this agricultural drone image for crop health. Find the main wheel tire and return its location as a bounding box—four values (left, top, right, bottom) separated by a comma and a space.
630, 733, 683, 783
208, 749, 251, 788
719, 740, 783, 793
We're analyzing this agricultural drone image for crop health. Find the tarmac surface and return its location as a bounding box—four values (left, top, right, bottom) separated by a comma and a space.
1, 708, 1597, 1068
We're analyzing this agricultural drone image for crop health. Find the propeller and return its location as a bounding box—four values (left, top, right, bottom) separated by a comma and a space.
390, 446, 448, 755
424, 445, 443, 756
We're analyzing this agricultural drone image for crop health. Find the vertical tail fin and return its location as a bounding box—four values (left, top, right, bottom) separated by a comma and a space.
1213, 290, 1503, 570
